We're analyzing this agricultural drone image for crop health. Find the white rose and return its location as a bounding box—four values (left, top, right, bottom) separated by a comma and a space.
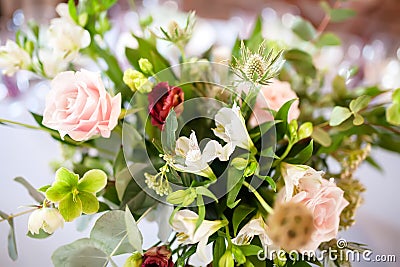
0, 40, 31, 76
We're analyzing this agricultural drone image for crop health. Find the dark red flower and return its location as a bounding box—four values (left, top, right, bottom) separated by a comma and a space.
148, 82, 184, 130
142, 246, 174, 267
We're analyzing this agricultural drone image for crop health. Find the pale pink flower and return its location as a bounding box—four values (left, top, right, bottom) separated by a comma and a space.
280, 163, 349, 251
292, 179, 349, 251
249, 79, 300, 127
43, 69, 121, 141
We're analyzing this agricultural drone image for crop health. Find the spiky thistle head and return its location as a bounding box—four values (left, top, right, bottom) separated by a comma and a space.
158, 11, 196, 49
232, 41, 284, 85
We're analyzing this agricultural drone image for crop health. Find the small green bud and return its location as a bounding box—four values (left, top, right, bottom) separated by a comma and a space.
231, 158, 248, 170
139, 15, 153, 28
232, 246, 246, 265
123, 69, 153, 93
139, 58, 153, 74
166, 188, 196, 206
219, 250, 235, 267
123, 252, 143, 267
298, 122, 313, 140
24, 41, 34, 55
244, 160, 258, 177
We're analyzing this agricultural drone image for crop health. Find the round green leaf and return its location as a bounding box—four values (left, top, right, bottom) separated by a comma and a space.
78, 169, 107, 193
329, 106, 352, 126
386, 103, 400, 126
79, 191, 100, 215
59, 193, 82, 222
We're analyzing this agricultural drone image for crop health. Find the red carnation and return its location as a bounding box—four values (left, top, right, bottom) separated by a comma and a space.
142, 246, 174, 267
148, 82, 184, 130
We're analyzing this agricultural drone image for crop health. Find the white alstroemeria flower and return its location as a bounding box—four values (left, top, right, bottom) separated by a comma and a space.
232, 216, 274, 250
280, 163, 324, 201
28, 207, 64, 235
174, 131, 234, 179
171, 209, 227, 263
38, 49, 69, 78
213, 103, 254, 151
0, 40, 31, 76
48, 3, 90, 60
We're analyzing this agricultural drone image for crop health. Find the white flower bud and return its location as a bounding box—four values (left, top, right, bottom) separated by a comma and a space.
28, 208, 64, 235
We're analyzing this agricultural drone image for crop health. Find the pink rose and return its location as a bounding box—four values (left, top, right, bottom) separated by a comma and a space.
43, 69, 121, 141
291, 178, 349, 251
249, 79, 300, 127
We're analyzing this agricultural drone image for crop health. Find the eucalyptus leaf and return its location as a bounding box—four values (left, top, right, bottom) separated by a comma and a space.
90, 210, 134, 256
161, 109, 178, 154
7, 217, 18, 261
52, 238, 108, 267
14, 177, 45, 203
124, 206, 143, 253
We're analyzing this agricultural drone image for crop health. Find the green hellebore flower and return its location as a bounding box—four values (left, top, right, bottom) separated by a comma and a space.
45, 167, 107, 222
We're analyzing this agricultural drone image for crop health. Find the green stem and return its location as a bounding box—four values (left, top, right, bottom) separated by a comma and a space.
0, 208, 38, 223
272, 142, 293, 168
0, 118, 115, 156
242, 181, 274, 214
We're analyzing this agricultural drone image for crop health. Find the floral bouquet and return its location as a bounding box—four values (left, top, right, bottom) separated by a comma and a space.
1, 0, 399, 266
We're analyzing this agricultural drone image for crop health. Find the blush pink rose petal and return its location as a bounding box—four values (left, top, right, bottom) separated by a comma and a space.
292, 178, 349, 251
42, 69, 121, 141
249, 79, 300, 127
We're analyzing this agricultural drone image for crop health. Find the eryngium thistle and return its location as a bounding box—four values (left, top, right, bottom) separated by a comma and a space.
268, 201, 315, 252
158, 11, 196, 48
232, 41, 284, 85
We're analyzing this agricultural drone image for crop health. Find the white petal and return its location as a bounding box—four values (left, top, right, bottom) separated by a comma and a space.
28, 209, 44, 235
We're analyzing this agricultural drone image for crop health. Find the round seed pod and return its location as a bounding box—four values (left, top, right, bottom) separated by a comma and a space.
268, 201, 315, 252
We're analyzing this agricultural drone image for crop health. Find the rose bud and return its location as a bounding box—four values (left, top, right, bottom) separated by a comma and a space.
148, 82, 184, 130
142, 246, 174, 267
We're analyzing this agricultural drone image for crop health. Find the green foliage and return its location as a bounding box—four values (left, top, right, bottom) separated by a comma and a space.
315, 32, 341, 47
14, 177, 45, 203
291, 17, 316, 41
329, 107, 352, 126
387, 88, 400, 126
0, 211, 18, 261
329, 8, 357, 22
162, 110, 178, 154
232, 205, 255, 235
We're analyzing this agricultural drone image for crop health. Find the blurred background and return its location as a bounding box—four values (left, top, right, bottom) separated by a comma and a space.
0, 0, 399, 266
